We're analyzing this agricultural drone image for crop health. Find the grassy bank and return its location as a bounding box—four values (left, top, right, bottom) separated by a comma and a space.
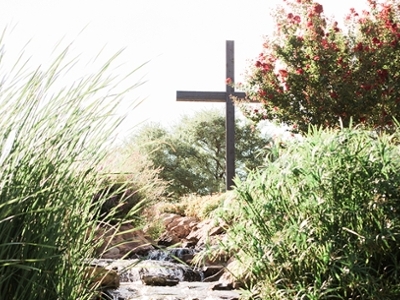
224, 126, 400, 299
0, 36, 144, 299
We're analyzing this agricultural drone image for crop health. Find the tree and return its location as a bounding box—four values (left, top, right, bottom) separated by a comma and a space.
130, 109, 271, 196
237, 0, 400, 133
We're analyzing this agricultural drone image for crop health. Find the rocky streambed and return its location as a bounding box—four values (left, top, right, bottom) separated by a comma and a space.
109, 281, 240, 300
91, 213, 245, 300
91, 257, 239, 300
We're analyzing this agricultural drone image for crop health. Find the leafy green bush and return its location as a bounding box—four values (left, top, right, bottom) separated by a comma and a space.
0, 36, 144, 299
226, 126, 400, 299
130, 109, 271, 196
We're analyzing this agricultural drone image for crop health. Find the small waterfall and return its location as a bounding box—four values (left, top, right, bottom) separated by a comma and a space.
147, 247, 196, 263
90, 247, 203, 283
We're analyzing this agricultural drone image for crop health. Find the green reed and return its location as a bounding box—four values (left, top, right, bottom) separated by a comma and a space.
0, 34, 145, 299
226, 126, 400, 299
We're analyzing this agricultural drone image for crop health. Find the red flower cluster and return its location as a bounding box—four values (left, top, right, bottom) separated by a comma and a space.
242, 0, 400, 132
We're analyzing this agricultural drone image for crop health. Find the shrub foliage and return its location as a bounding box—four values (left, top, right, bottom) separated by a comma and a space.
238, 0, 400, 133
227, 127, 400, 299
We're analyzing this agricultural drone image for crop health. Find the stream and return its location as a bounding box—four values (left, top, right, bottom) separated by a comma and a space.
92, 248, 240, 300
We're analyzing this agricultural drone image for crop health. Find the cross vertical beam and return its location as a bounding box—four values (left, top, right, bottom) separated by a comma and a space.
176, 40, 246, 191
225, 41, 235, 190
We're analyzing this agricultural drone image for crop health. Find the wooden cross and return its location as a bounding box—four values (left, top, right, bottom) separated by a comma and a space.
176, 40, 246, 191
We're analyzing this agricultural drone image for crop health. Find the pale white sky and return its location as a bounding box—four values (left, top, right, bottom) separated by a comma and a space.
0, 0, 369, 139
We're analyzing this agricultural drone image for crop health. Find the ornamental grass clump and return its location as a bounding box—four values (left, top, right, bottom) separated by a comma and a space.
227, 126, 400, 299
0, 35, 144, 299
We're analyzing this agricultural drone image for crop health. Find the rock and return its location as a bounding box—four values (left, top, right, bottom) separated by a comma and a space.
218, 258, 247, 289
140, 274, 179, 286
94, 223, 155, 259
107, 281, 240, 300
186, 218, 226, 248
156, 231, 181, 247
161, 213, 198, 239
202, 265, 225, 282
211, 282, 234, 291
86, 265, 120, 289
157, 213, 200, 246
138, 260, 202, 282
92, 183, 143, 222
147, 247, 196, 264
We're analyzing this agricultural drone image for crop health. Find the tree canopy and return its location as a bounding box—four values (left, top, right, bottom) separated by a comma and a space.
130, 109, 271, 196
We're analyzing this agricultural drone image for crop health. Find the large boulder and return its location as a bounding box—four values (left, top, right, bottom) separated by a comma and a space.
218, 257, 249, 289
162, 213, 198, 238
156, 213, 198, 246
93, 183, 144, 222
186, 218, 226, 248
85, 265, 120, 289
94, 223, 155, 259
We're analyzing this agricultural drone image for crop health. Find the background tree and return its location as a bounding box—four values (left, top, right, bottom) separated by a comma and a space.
130, 109, 271, 196
238, 0, 400, 133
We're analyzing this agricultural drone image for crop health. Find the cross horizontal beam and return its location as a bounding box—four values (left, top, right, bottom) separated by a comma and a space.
177, 91, 246, 103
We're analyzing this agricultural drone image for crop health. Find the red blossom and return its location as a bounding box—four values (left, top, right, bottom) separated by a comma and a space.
350, 7, 359, 17
259, 90, 267, 97
313, 55, 320, 61
313, 3, 323, 14
330, 92, 338, 98
377, 69, 389, 81
360, 84, 372, 90
354, 42, 364, 51
262, 63, 272, 72
293, 15, 301, 23
226, 78, 232, 85
296, 68, 304, 75
288, 13, 294, 19
367, 0, 377, 9
362, 10, 370, 16
278, 69, 289, 77
372, 37, 380, 44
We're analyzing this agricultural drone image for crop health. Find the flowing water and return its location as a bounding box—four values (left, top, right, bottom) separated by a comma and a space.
92, 248, 240, 300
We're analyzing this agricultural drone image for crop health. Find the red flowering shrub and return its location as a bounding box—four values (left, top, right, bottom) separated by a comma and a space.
238, 0, 400, 133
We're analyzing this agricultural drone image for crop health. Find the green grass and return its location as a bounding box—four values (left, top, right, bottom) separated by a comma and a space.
0, 32, 146, 299
223, 126, 400, 299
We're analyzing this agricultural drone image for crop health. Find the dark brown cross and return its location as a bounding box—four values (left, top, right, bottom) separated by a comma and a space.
176, 40, 246, 191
